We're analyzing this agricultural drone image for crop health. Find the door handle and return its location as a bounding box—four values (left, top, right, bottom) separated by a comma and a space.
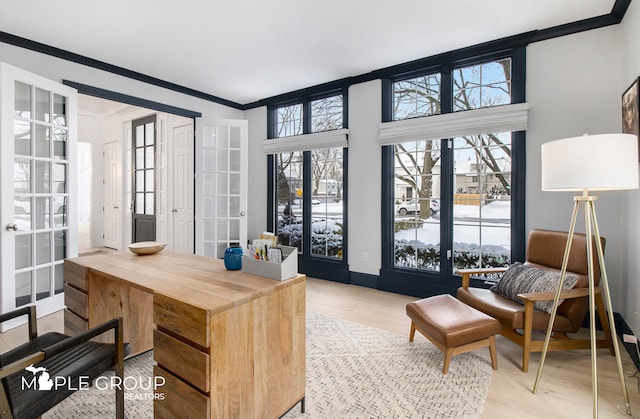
5, 223, 18, 231
240, 211, 246, 217
114, 206, 119, 210
172, 209, 178, 213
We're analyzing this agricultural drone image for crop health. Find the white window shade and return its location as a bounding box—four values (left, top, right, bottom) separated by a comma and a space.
378, 103, 529, 145
263, 128, 348, 154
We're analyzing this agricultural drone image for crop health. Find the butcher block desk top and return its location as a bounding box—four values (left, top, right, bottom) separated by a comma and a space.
66, 250, 305, 314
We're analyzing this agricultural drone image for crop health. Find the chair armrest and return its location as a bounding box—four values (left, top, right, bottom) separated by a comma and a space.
0, 318, 124, 382
0, 305, 37, 340
0, 352, 45, 379
43, 317, 124, 359
456, 267, 508, 288
517, 287, 596, 302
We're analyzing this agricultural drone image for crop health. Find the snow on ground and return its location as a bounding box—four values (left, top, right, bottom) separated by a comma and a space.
278, 200, 511, 251
395, 201, 511, 251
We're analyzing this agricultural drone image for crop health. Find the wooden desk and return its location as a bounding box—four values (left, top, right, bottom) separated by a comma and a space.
63, 251, 306, 418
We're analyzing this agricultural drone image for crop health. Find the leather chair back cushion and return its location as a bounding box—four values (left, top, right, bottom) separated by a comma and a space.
526, 229, 604, 287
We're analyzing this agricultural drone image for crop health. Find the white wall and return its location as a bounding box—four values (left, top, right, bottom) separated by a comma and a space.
246, 106, 268, 242
526, 25, 626, 309
621, 1, 640, 335
78, 112, 102, 247
347, 80, 382, 275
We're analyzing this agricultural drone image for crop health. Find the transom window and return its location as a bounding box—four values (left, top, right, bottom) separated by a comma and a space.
311, 96, 343, 132
276, 104, 303, 137
393, 73, 441, 120
454, 58, 511, 111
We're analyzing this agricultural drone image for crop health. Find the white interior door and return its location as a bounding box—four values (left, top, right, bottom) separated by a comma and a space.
0, 63, 77, 329
103, 141, 122, 249
171, 123, 194, 253
196, 119, 248, 258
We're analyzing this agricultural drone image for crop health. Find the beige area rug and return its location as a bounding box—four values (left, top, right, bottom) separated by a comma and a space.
45, 312, 493, 418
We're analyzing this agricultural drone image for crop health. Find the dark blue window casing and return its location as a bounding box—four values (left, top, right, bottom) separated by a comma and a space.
267, 89, 349, 282
379, 47, 526, 298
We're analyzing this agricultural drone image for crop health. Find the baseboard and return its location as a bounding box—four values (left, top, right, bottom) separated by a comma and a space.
350, 272, 378, 289
614, 312, 640, 372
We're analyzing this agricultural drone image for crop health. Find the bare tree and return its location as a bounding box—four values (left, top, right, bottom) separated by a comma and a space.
275, 96, 344, 203
395, 142, 440, 218
453, 59, 512, 194
393, 59, 512, 218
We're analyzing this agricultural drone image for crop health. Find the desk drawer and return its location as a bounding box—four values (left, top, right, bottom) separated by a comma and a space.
153, 293, 209, 348
154, 329, 209, 393
64, 260, 88, 291
64, 284, 88, 319
154, 366, 210, 419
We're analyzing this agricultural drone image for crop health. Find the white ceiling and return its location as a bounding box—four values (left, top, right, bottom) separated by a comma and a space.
0, 0, 615, 105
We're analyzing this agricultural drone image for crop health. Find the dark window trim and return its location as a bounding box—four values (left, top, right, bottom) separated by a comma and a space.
379, 46, 526, 297
64, 80, 202, 118
1, 1, 627, 110
266, 89, 349, 281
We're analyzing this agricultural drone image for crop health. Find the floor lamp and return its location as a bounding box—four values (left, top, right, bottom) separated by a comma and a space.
533, 133, 638, 418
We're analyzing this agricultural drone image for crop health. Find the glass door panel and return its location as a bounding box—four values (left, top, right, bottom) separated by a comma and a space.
131, 115, 156, 242
1, 64, 76, 329
200, 120, 247, 258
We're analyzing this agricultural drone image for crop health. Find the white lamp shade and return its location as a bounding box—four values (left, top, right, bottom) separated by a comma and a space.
541, 133, 639, 191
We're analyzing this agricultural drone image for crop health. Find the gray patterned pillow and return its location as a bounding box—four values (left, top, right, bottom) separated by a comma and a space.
490, 262, 579, 314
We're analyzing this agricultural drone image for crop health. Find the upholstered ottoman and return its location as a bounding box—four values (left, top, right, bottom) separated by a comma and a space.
406, 294, 500, 374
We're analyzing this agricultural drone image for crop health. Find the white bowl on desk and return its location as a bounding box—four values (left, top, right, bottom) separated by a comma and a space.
128, 241, 166, 255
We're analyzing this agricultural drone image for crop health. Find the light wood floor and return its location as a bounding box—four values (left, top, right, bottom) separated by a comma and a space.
306, 278, 640, 419
2, 277, 639, 418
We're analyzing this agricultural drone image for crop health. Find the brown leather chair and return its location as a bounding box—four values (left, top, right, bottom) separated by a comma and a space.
0, 305, 127, 418
456, 229, 614, 372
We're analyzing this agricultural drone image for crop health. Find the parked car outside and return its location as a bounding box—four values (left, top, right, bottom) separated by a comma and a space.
396, 198, 439, 216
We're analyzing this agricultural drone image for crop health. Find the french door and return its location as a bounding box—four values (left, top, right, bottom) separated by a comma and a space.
0, 63, 77, 329
132, 115, 156, 243
197, 119, 248, 258
171, 123, 194, 253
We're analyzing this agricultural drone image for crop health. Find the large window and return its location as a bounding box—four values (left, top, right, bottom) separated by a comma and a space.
382, 53, 524, 295
269, 93, 348, 281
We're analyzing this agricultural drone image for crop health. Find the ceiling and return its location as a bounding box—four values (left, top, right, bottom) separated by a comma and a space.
0, 1, 616, 105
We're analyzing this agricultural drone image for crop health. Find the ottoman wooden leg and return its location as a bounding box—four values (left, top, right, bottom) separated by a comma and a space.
489, 335, 498, 370
409, 321, 416, 342
443, 347, 454, 374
